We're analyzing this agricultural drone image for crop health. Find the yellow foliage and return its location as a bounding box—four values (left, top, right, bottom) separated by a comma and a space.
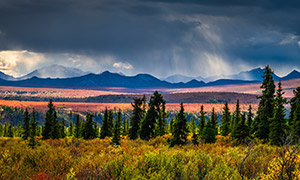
0, 137, 297, 179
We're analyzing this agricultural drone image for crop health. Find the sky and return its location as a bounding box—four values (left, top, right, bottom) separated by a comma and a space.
0, 0, 300, 78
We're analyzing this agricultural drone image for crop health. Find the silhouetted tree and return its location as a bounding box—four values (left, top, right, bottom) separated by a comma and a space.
68, 122, 74, 136
269, 81, 287, 146
247, 105, 254, 133
29, 108, 37, 148
129, 96, 146, 139
112, 109, 122, 145
220, 102, 231, 136
231, 100, 241, 139
60, 118, 66, 138
100, 108, 110, 139
74, 114, 81, 138
82, 113, 96, 139
254, 65, 275, 142
140, 91, 165, 140
170, 102, 189, 147
22, 108, 30, 140
198, 106, 206, 134
289, 87, 300, 129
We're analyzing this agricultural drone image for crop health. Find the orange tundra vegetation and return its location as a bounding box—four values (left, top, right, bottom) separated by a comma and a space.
0, 99, 258, 113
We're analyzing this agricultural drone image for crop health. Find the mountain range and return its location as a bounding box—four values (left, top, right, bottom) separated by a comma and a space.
163, 67, 282, 83
0, 65, 299, 90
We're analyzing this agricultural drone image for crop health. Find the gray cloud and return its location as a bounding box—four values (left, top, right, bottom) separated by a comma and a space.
0, 0, 300, 77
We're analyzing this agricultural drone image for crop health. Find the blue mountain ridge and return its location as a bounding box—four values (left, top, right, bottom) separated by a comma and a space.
0, 68, 298, 89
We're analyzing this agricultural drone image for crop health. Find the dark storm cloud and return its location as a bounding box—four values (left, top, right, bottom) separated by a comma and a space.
0, 0, 300, 77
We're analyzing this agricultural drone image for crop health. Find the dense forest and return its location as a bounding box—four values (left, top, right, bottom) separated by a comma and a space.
1, 65, 300, 179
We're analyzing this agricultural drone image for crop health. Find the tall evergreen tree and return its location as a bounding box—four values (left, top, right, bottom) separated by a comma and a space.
210, 108, 218, 135
0, 124, 3, 137
269, 81, 287, 146
129, 96, 146, 139
82, 113, 96, 139
202, 117, 216, 143
254, 65, 275, 142
122, 117, 129, 136
140, 91, 165, 140
189, 116, 196, 134
51, 111, 60, 139
108, 110, 114, 136
112, 109, 122, 145
231, 100, 241, 139
74, 114, 81, 138
3, 123, 7, 137
60, 118, 66, 138
22, 108, 30, 140
292, 98, 300, 140
140, 106, 157, 140
288, 87, 300, 129
247, 105, 254, 133
156, 100, 168, 136
68, 122, 74, 136
198, 106, 206, 134
100, 108, 110, 139
169, 117, 174, 134
42, 99, 55, 139
7, 123, 13, 137
220, 102, 231, 136
15, 122, 22, 137
29, 108, 37, 148
169, 103, 189, 147
233, 112, 250, 144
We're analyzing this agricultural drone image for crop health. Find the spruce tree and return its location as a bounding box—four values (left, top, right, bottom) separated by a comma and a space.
220, 102, 231, 136
292, 98, 300, 140
0, 124, 3, 137
169, 117, 174, 134
3, 123, 7, 137
269, 81, 287, 146
22, 108, 30, 140
198, 106, 206, 134
112, 109, 122, 145
82, 113, 96, 139
122, 117, 129, 136
288, 87, 300, 129
108, 110, 114, 137
156, 100, 167, 136
7, 123, 13, 137
42, 99, 55, 139
60, 118, 66, 138
247, 105, 254, 132
189, 116, 196, 134
169, 102, 189, 147
202, 117, 216, 143
129, 97, 146, 139
68, 122, 74, 136
74, 114, 81, 138
140, 106, 157, 140
210, 108, 218, 136
51, 111, 60, 139
140, 91, 165, 140
254, 65, 275, 142
29, 108, 37, 148
233, 112, 250, 144
100, 108, 110, 139
15, 122, 22, 137
231, 100, 241, 139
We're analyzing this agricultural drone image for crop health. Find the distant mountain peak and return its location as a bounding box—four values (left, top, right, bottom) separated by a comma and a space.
281, 69, 300, 80
18, 64, 90, 80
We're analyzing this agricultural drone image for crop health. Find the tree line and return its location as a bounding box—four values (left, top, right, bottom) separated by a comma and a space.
2, 65, 300, 148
